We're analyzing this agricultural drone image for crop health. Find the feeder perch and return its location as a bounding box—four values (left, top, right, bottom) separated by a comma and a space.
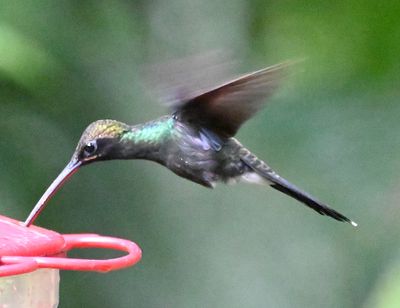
0, 215, 142, 307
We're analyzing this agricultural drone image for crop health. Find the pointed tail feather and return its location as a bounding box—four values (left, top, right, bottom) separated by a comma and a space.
240, 152, 357, 226
269, 175, 356, 225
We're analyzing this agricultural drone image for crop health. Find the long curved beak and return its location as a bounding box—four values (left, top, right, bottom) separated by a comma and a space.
23, 159, 82, 227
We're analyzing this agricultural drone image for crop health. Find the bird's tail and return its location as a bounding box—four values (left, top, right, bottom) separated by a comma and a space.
239, 148, 357, 226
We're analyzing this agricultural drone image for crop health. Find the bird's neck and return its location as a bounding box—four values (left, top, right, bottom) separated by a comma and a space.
118, 116, 174, 161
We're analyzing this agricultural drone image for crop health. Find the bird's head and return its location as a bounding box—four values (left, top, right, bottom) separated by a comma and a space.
23, 119, 130, 227
73, 120, 130, 164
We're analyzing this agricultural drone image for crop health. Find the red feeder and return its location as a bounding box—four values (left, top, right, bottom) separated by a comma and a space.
0, 215, 142, 307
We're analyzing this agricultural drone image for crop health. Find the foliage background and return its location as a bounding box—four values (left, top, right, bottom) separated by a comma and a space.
0, 1, 399, 307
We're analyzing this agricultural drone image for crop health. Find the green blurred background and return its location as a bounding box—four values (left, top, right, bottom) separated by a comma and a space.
1, 1, 400, 307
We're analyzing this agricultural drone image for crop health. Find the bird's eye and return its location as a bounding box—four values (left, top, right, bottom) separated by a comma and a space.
83, 141, 97, 157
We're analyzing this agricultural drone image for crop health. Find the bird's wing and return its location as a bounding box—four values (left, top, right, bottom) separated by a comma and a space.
175, 62, 289, 138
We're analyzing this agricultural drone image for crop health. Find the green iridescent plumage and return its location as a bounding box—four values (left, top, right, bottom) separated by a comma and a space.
121, 117, 174, 144
24, 62, 356, 227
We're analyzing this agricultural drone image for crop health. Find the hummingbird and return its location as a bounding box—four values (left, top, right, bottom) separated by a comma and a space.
23, 62, 357, 227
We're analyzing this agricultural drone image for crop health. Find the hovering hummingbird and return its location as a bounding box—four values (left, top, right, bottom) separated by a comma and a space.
23, 62, 357, 227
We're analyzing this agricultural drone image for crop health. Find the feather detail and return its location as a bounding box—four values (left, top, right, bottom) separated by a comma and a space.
239, 148, 356, 226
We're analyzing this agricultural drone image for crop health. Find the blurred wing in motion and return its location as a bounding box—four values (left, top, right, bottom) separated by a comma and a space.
176, 62, 290, 137
142, 50, 236, 107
